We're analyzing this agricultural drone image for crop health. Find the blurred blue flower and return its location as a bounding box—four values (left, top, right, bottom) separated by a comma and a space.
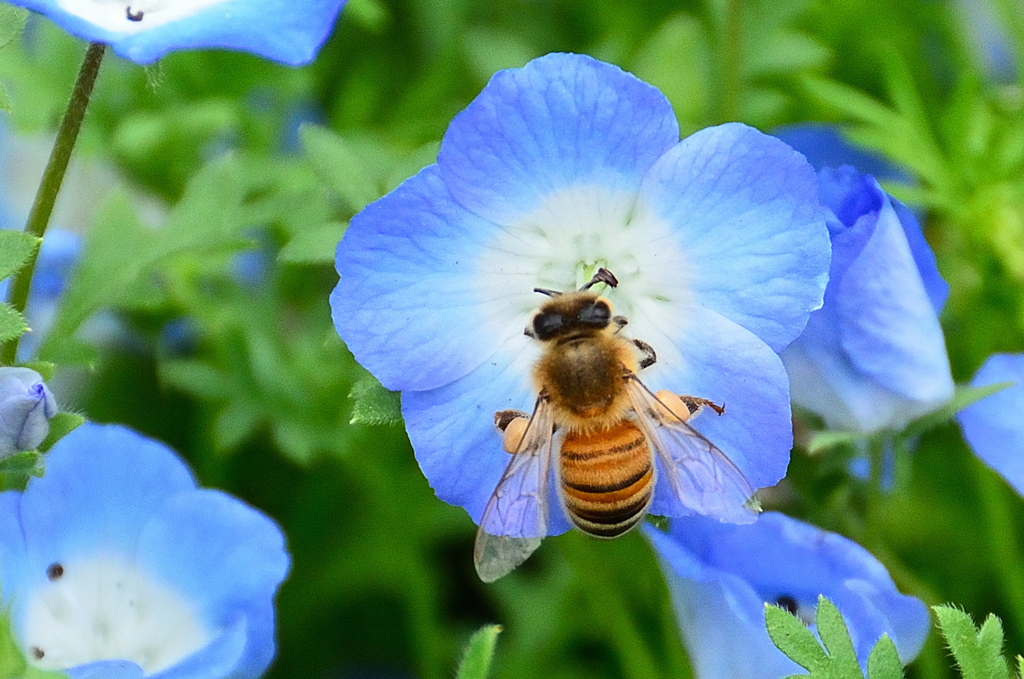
958, 353, 1024, 496
0, 422, 289, 678
0, 366, 57, 457
776, 126, 954, 433
644, 513, 930, 679
6, 0, 346, 65
332, 53, 830, 532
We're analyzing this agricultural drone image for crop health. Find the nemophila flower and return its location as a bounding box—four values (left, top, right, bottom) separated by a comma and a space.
644, 513, 929, 679
0, 366, 57, 457
958, 353, 1024, 496
0, 422, 289, 677
332, 53, 830, 536
774, 126, 953, 433
6, 0, 346, 65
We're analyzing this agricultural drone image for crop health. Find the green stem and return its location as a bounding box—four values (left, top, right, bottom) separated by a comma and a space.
0, 42, 105, 365
718, 0, 742, 122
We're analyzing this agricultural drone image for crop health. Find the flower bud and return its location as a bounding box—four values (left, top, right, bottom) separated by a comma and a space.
0, 367, 58, 458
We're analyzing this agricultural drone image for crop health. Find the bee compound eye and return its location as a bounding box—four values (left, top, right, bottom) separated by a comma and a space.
533, 312, 564, 340
579, 301, 611, 327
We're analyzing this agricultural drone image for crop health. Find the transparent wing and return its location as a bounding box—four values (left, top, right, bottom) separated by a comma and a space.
473, 396, 556, 583
624, 375, 759, 524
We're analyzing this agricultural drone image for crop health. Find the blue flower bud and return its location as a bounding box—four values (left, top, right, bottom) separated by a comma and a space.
0, 367, 58, 457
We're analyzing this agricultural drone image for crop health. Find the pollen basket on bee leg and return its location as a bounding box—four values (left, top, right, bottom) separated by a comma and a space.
501, 417, 531, 453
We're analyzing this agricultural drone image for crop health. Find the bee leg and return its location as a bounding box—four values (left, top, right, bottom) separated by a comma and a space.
652, 391, 725, 424
633, 339, 656, 370
494, 409, 530, 454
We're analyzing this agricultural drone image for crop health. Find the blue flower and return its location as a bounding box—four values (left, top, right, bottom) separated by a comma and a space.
0, 422, 289, 678
958, 353, 1024, 496
6, 0, 346, 65
0, 366, 57, 457
775, 126, 953, 433
644, 513, 930, 679
332, 53, 830, 536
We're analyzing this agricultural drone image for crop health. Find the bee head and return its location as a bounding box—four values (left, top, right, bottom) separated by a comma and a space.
528, 294, 612, 341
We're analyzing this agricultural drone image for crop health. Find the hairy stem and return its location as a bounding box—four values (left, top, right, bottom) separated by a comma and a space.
1, 42, 105, 365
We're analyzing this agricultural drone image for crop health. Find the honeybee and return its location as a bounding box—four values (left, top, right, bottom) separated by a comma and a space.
474, 268, 758, 582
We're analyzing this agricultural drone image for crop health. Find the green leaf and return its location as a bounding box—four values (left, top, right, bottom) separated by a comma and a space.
902, 382, 1012, 439
0, 229, 39, 280
455, 624, 502, 679
278, 220, 347, 264
37, 412, 85, 453
934, 605, 1010, 679
817, 597, 862, 678
349, 372, 402, 426
0, 5, 28, 51
866, 635, 904, 679
0, 451, 44, 475
20, 361, 55, 381
0, 302, 28, 343
214, 400, 263, 451
300, 125, 381, 213
765, 603, 829, 673
159, 360, 233, 400
807, 429, 864, 454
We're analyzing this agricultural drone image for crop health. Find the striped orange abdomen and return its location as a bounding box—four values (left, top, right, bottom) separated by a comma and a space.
558, 420, 654, 537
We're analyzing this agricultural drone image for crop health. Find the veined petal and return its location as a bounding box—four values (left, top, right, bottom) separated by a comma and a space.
137, 491, 288, 679
836, 187, 953, 403
623, 304, 793, 510
438, 52, 679, 226
892, 199, 948, 312
636, 123, 829, 352
9, 0, 344, 65
958, 353, 1024, 497
333, 165, 531, 392
18, 424, 196, 579
402, 335, 572, 535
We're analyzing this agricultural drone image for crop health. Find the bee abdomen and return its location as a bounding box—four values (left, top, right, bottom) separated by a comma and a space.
559, 422, 654, 538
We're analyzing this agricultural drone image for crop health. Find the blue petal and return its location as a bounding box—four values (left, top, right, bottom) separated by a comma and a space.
137, 490, 289, 679
68, 660, 145, 679
782, 313, 939, 432
958, 353, 1024, 497
438, 52, 679, 225
17, 423, 196, 588
9, 0, 344, 65
646, 512, 929, 671
333, 165, 528, 392
636, 123, 830, 352
148, 616, 249, 679
644, 526, 801, 679
622, 304, 793, 508
401, 335, 573, 535
892, 198, 948, 312
834, 184, 952, 402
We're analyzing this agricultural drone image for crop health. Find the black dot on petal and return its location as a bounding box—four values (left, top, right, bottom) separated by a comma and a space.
46, 563, 64, 581
775, 595, 799, 615
126, 6, 144, 21
31, 647, 44, 659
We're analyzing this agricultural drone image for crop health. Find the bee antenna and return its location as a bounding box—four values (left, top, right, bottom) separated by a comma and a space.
533, 287, 562, 297
580, 268, 618, 291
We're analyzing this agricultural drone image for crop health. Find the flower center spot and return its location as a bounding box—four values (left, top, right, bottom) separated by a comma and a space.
55, 0, 227, 32
22, 554, 212, 674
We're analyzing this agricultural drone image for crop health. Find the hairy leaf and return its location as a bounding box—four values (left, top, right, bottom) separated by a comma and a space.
934, 605, 1009, 679
455, 624, 502, 679
0, 229, 39, 281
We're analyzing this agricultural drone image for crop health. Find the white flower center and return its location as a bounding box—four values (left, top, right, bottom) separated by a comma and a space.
21, 554, 212, 675
55, 0, 227, 32
474, 184, 693, 352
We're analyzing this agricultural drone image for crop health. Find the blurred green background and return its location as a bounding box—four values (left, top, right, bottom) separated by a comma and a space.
4, 0, 1024, 677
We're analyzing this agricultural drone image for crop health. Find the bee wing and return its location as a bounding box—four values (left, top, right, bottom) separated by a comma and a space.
474, 396, 556, 583
624, 376, 759, 524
